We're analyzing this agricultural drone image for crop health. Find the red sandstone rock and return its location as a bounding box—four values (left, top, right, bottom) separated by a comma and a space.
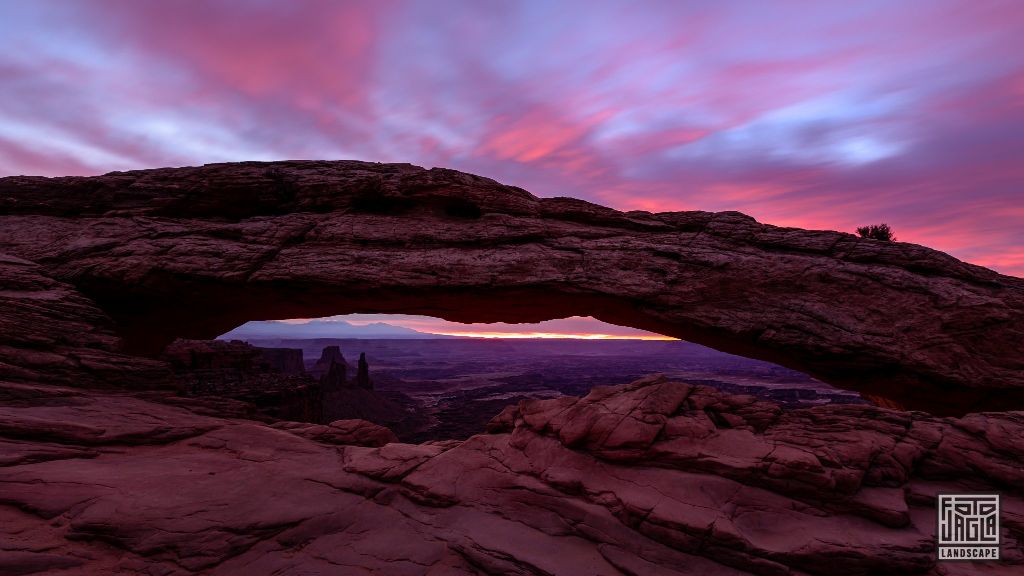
2, 376, 1019, 574
0, 254, 171, 390
1, 161, 1022, 412
2, 162, 1023, 575
273, 418, 398, 447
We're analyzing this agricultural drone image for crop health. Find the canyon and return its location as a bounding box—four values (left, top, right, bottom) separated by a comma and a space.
232, 337, 865, 443
1, 161, 1023, 574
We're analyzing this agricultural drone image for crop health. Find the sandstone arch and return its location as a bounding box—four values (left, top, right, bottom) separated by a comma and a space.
1, 160, 1022, 414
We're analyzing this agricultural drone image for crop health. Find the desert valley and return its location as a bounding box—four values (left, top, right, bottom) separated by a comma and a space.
198, 334, 865, 442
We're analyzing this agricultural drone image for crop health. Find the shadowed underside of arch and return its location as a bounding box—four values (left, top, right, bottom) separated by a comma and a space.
1, 160, 1022, 415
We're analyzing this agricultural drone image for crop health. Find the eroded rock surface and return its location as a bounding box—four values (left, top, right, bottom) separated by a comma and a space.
0, 254, 1021, 574
2, 376, 1021, 575
0, 254, 171, 391
1, 161, 1022, 412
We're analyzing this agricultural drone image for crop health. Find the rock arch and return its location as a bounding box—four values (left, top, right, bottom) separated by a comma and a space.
1, 160, 1022, 414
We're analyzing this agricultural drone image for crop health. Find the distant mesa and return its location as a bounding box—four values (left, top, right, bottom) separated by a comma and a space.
221, 318, 452, 340
163, 338, 322, 422
309, 345, 350, 379
161, 338, 388, 424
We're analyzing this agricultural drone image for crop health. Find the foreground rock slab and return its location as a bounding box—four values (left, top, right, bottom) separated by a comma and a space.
2, 161, 1023, 412
1, 376, 1021, 575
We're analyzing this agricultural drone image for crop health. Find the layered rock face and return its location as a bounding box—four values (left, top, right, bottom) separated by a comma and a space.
163, 339, 324, 423
0, 254, 171, 391
255, 347, 305, 375
1, 161, 1022, 412
163, 339, 305, 378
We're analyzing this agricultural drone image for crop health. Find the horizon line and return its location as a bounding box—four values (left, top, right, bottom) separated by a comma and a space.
428, 331, 677, 341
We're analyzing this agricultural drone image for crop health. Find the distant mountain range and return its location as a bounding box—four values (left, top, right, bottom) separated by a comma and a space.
220, 319, 454, 340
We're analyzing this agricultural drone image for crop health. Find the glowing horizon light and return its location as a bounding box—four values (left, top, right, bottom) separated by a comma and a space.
244, 314, 673, 340
430, 331, 677, 341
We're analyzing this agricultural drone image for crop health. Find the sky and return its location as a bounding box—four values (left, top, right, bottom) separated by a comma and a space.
230, 314, 675, 340
2, 1, 1023, 337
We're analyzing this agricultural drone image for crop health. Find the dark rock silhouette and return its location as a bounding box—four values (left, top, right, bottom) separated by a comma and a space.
309, 345, 349, 378
163, 339, 323, 422
320, 359, 347, 393
356, 352, 372, 390
1, 161, 1022, 412
315, 349, 424, 437
257, 347, 305, 375
163, 339, 305, 377
311, 346, 350, 393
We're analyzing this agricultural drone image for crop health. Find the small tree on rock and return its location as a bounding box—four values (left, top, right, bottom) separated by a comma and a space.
856, 223, 896, 242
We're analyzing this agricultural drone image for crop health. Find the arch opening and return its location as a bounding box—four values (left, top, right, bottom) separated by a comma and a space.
158, 312, 864, 442
84, 271, 1017, 417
